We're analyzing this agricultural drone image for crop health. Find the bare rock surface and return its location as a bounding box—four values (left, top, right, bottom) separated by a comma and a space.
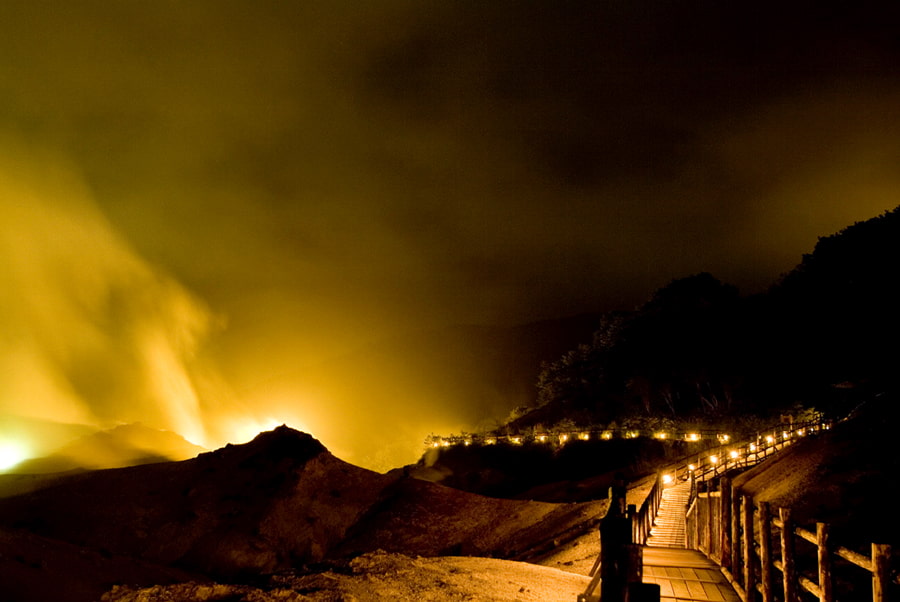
102, 550, 591, 602
0, 427, 608, 601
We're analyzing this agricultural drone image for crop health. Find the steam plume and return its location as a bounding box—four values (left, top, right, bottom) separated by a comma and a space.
0, 142, 214, 449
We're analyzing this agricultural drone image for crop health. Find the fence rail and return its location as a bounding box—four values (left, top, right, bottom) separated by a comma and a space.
686, 478, 896, 602
578, 415, 832, 602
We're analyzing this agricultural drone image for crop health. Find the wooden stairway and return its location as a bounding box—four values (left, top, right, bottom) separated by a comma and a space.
645, 480, 691, 548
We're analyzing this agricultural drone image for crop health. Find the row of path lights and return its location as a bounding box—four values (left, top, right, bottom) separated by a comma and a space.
428, 419, 829, 451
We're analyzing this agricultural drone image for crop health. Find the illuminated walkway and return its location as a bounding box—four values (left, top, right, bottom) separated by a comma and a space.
643, 481, 739, 601
646, 481, 691, 548
643, 548, 740, 602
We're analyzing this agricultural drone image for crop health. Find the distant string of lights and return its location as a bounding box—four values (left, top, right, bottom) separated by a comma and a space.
426, 418, 830, 475
655, 421, 830, 485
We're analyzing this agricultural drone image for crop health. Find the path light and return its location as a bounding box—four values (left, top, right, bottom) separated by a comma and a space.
662, 474, 673, 485
710, 454, 719, 464
579, 432, 590, 441
602, 431, 613, 440
782, 430, 789, 439
717, 433, 730, 443
765, 435, 775, 444
440, 440, 451, 447
729, 450, 739, 460
560, 434, 569, 443
749, 443, 757, 452
626, 430, 639, 439
688, 464, 696, 471
538, 434, 548, 443
511, 436, 522, 445
654, 432, 668, 440
685, 432, 700, 442
485, 437, 496, 445
463, 439, 472, 446
797, 429, 805, 436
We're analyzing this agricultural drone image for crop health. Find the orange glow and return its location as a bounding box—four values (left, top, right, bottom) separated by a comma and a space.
0, 440, 28, 471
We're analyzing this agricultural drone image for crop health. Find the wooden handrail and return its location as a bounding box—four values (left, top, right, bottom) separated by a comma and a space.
686, 477, 896, 602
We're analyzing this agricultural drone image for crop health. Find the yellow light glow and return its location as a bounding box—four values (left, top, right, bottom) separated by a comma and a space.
538, 434, 548, 442
688, 464, 696, 471
0, 441, 28, 471
654, 432, 667, 439
602, 431, 613, 440
729, 450, 739, 459
662, 474, 673, 484
766, 435, 775, 444
685, 432, 700, 442
463, 439, 471, 446
579, 432, 590, 441
718, 433, 730, 443
798, 429, 805, 436
710, 454, 719, 464
560, 434, 569, 442
511, 437, 522, 445
485, 437, 496, 445
749, 443, 757, 452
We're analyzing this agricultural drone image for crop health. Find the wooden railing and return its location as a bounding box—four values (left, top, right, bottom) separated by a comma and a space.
577, 415, 837, 602
630, 472, 663, 546
579, 475, 661, 602
668, 418, 831, 488
686, 476, 896, 601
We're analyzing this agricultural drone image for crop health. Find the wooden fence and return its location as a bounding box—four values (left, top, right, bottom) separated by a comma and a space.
667, 418, 831, 486
631, 472, 663, 546
579, 475, 663, 602
686, 477, 896, 601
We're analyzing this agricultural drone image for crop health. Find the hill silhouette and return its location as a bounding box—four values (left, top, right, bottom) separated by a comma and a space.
507, 206, 900, 432
0, 426, 607, 601
9, 423, 206, 474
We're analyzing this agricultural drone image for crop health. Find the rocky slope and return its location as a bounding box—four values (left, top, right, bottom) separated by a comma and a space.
0, 426, 608, 601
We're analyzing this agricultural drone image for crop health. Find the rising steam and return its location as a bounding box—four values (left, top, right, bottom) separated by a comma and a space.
0, 143, 215, 454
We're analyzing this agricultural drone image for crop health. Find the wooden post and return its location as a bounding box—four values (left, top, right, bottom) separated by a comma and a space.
872, 543, 891, 602
742, 494, 756, 597
600, 515, 631, 602
780, 507, 796, 602
758, 502, 773, 602
721, 477, 732, 570
706, 491, 714, 557
817, 522, 833, 602
629, 504, 638, 544
628, 583, 661, 602
691, 497, 700, 551
626, 542, 643, 585
731, 484, 741, 581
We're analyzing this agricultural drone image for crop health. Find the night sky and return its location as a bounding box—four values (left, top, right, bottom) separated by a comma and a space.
2, 1, 900, 468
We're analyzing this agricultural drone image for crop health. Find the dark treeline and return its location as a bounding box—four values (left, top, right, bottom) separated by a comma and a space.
515, 206, 900, 430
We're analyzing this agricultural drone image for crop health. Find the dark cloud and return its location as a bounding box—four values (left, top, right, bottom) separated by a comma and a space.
2, 1, 900, 468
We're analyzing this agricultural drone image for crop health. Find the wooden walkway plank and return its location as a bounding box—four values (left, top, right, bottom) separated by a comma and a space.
642, 487, 741, 602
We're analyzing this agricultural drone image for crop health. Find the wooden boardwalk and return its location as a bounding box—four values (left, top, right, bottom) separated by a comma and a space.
643, 548, 740, 602
642, 481, 739, 602
646, 481, 691, 548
